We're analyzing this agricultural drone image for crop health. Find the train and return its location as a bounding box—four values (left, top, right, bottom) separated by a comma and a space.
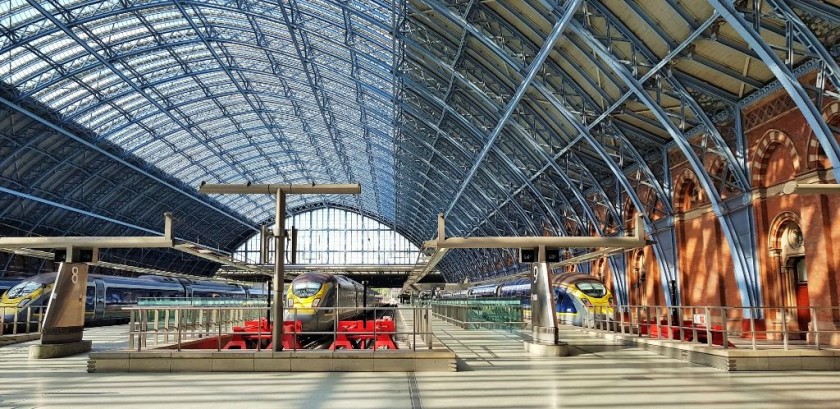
441, 272, 615, 326
0, 279, 21, 294
550, 272, 614, 325
1, 272, 267, 329
285, 272, 382, 332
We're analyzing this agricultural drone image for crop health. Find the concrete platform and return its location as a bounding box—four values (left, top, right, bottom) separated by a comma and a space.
29, 339, 92, 359
578, 326, 840, 371
5, 319, 840, 408
0, 332, 39, 347
88, 348, 456, 373
88, 307, 455, 373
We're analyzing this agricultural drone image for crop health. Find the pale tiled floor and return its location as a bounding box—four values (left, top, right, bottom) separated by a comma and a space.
3, 317, 840, 408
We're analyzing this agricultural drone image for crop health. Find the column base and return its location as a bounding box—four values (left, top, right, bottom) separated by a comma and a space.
524, 341, 569, 357
29, 340, 92, 359
533, 325, 559, 344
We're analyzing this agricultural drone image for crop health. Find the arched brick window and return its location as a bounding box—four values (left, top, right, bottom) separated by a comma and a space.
807, 101, 840, 170
674, 169, 702, 213
751, 130, 801, 187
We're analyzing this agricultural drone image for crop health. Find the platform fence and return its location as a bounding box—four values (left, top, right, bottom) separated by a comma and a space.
582, 305, 840, 350
0, 305, 46, 336
428, 299, 525, 331
124, 305, 434, 352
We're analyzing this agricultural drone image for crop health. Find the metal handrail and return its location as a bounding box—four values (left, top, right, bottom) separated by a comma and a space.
581, 304, 840, 350
1, 305, 47, 336
124, 305, 434, 352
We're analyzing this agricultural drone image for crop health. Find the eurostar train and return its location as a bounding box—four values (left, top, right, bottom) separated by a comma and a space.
551, 272, 614, 325
0, 279, 21, 294
446, 272, 614, 326
1, 272, 265, 329
285, 272, 381, 332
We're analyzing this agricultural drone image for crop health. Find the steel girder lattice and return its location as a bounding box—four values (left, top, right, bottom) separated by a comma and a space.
0, 0, 838, 290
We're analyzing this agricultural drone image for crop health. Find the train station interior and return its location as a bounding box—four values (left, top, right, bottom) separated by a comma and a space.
2, 0, 840, 407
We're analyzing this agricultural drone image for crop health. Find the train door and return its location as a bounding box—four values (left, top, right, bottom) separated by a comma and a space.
93, 280, 106, 319
791, 257, 810, 335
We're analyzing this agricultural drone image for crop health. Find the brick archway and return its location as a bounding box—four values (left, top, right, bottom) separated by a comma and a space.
808, 102, 840, 170
752, 130, 801, 186
768, 211, 801, 253
673, 168, 701, 212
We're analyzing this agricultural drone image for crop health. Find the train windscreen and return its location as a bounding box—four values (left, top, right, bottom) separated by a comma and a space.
292, 282, 322, 297
575, 281, 607, 298
4, 281, 41, 298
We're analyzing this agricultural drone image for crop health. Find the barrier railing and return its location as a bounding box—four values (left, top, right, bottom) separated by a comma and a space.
582, 305, 840, 350
430, 300, 525, 330
0, 305, 46, 336
124, 305, 434, 352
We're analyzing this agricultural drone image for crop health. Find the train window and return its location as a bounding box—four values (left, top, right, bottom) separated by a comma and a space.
5, 281, 41, 298
558, 294, 577, 313
106, 288, 135, 304
575, 282, 607, 298
292, 282, 321, 297
86, 286, 95, 309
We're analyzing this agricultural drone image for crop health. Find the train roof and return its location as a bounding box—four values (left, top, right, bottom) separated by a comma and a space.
552, 272, 603, 285
291, 271, 335, 284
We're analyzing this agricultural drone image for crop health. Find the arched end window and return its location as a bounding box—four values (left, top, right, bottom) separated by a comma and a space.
234, 208, 419, 265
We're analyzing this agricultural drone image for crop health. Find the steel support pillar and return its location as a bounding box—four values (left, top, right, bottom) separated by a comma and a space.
651, 217, 680, 307
272, 190, 286, 352
608, 253, 628, 307
199, 182, 361, 351
41, 258, 91, 345
531, 248, 559, 346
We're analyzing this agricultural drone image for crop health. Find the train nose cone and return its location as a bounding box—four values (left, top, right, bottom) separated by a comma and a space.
284, 311, 328, 333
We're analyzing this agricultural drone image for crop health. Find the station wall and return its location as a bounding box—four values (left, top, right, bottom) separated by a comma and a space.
595, 87, 840, 331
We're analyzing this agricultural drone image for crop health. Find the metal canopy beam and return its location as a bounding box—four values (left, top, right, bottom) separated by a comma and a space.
569, 18, 763, 312
783, 182, 840, 195
199, 183, 361, 195
0, 213, 271, 276
0, 213, 174, 249
709, 0, 840, 182
443, 0, 583, 217
200, 182, 360, 352
425, 214, 646, 250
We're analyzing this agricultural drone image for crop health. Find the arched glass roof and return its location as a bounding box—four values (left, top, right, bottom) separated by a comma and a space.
1, 0, 839, 283
0, 0, 397, 222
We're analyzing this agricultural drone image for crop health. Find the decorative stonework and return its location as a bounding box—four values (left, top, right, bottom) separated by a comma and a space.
809, 101, 840, 169
673, 168, 702, 212
767, 211, 801, 254
752, 130, 801, 186
744, 94, 796, 132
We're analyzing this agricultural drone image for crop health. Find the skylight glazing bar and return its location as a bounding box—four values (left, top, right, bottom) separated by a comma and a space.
443, 0, 583, 217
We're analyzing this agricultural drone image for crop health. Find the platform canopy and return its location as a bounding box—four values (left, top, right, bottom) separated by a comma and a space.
0, 0, 838, 282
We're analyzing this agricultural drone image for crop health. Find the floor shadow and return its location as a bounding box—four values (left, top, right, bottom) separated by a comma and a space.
455, 358, 474, 371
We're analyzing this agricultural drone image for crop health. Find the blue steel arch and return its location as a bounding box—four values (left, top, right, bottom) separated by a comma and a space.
1, 0, 839, 284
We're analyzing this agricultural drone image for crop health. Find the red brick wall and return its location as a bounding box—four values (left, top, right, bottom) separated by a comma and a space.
590, 90, 838, 318
748, 94, 839, 318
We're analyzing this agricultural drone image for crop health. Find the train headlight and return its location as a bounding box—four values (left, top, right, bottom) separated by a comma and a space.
581, 298, 592, 307
608, 296, 615, 306
311, 298, 321, 307
17, 298, 31, 308
287, 298, 294, 308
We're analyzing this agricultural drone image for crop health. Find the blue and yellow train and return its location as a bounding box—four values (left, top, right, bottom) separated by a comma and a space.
446, 272, 614, 326
285, 272, 382, 332
1, 272, 266, 329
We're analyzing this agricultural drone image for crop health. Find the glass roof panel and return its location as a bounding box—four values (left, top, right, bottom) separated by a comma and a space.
0, 0, 401, 225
